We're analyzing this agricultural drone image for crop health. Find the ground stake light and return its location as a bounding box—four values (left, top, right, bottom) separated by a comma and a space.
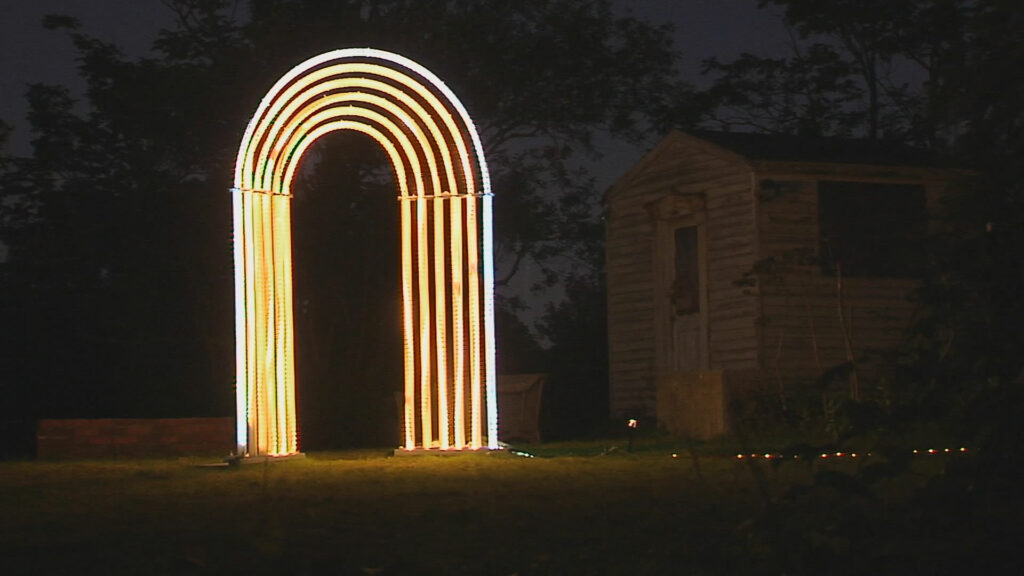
231, 49, 498, 457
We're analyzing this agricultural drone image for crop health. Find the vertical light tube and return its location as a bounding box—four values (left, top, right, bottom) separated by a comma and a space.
432, 193, 450, 448
481, 192, 498, 449
465, 194, 482, 448
450, 194, 466, 449
250, 193, 267, 455
417, 194, 433, 448
271, 195, 286, 454
278, 195, 298, 454
400, 195, 416, 450
272, 194, 293, 455
232, 188, 248, 454
243, 193, 258, 456
260, 192, 278, 455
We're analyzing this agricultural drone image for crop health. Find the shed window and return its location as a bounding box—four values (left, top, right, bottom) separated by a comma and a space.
818, 181, 926, 278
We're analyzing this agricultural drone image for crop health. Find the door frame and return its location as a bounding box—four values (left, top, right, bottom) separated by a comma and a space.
647, 193, 710, 376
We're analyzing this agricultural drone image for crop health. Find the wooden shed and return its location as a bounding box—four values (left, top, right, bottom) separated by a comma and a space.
605, 130, 957, 438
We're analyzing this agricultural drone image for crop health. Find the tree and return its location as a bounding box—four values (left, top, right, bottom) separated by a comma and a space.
536, 259, 608, 439
236, 0, 687, 288
701, 4, 1024, 571
701, 43, 865, 136
2, 0, 688, 447
701, 0, 1024, 414
910, 0, 1024, 433
700, 0, 975, 144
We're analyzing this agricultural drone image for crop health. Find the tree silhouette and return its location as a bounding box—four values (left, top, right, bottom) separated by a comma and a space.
0, 0, 688, 449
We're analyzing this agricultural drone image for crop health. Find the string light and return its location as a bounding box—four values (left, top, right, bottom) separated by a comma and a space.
734, 447, 968, 460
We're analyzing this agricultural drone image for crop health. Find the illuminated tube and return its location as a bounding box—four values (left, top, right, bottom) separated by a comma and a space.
433, 190, 449, 449
465, 195, 482, 448
231, 188, 247, 453
450, 193, 466, 449
482, 192, 498, 449
243, 189, 258, 451
417, 178, 432, 448
231, 48, 497, 456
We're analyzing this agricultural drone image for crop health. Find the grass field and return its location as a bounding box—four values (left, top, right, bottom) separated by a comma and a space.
0, 438, 972, 575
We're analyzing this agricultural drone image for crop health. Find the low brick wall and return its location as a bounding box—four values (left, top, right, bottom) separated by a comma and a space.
36, 417, 234, 460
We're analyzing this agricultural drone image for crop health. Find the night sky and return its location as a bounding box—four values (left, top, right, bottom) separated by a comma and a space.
0, 0, 794, 435
0, 0, 789, 163
0, 0, 793, 325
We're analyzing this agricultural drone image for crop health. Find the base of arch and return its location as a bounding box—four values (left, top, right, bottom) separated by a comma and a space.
225, 452, 307, 466
391, 447, 504, 457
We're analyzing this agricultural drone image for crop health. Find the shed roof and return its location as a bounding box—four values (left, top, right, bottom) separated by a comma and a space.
691, 130, 940, 167
606, 129, 953, 203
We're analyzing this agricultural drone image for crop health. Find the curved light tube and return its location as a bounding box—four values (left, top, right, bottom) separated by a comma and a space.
232, 48, 497, 455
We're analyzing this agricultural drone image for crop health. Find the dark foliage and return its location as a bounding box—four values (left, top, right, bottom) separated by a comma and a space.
0, 0, 687, 453
706, 2, 1024, 571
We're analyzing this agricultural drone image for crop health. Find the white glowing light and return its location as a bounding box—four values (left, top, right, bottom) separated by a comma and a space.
231, 188, 248, 453
231, 48, 497, 456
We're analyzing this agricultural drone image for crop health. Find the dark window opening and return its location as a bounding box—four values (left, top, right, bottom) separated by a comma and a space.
818, 181, 926, 278
671, 226, 700, 315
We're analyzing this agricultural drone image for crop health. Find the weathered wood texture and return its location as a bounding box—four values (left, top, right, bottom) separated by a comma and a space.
606, 134, 759, 419
497, 373, 546, 444
36, 418, 234, 460
607, 131, 956, 429
754, 178, 937, 388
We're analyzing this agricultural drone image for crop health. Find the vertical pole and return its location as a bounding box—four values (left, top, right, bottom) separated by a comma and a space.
244, 192, 259, 456
272, 195, 288, 454
432, 193, 450, 448
400, 195, 416, 450
481, 192, 498, 449
282, 197, 298, 454
417, 193, 433, 448
231, 188, 248, 455
450, 194, 466, 449
250, 193, 266, 455
272, 193, 297, 454
260, 192, 278, 455
465, 194, 482, 448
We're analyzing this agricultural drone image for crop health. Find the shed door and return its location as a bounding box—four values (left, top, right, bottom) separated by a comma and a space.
669, 225, 706, 371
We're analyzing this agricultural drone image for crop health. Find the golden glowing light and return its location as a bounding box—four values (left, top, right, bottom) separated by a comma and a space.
231, 49, 498, 457
734, 447, 969, 460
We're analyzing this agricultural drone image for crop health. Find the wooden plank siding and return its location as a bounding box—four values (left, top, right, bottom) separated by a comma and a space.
606, 133, 760, 419
754, 178, 930, 391
605, 130, 960, 434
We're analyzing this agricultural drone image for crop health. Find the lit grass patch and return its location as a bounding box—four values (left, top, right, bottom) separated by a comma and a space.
0, 444, 950, 574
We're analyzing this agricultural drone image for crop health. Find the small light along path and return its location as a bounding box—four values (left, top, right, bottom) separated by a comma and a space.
729, 447, 969, 461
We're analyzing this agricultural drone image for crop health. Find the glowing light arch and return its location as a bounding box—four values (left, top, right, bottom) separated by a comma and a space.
231, 48, 497, 456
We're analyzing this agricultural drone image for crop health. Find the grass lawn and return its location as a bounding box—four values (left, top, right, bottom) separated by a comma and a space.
0, 438, 956, 575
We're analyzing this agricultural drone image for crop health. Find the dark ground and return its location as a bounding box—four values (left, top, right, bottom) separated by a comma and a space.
4, 437, 1012, 575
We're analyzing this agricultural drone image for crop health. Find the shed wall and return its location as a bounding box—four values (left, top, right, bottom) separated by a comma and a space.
753, 176, 937, 394
608, 131, 958, 433
607, 137, 759, 419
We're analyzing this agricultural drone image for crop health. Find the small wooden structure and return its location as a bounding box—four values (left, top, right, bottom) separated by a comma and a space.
497, 373, 546, 444
36, 418, 234, 459
606, 130, 958, 438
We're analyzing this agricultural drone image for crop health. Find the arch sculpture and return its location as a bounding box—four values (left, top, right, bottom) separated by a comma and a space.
231, 49, 497, 456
